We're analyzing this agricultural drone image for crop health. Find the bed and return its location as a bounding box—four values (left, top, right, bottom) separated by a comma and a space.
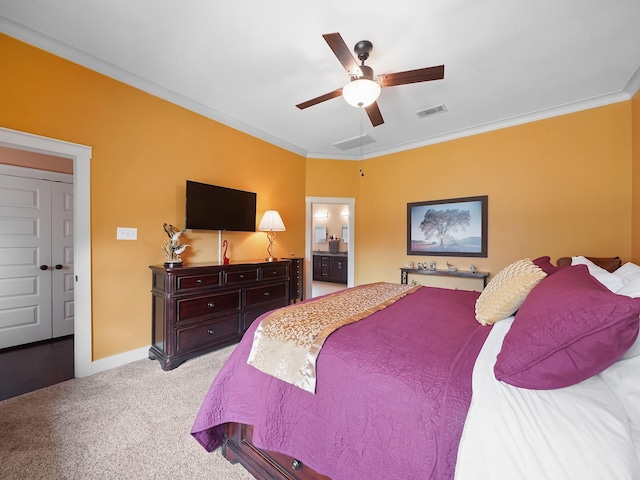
191, 256, 640, 479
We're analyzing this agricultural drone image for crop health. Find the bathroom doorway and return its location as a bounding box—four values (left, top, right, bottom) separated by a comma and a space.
305, 197, 355, 299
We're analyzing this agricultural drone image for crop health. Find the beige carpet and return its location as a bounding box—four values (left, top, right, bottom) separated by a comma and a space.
0, 345, 254, 480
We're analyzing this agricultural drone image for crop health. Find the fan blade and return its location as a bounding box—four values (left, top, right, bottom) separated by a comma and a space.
322, 32, 361, 76
365, 102, 384, 127
378, 65, 444, 88
296, 88, 343, 110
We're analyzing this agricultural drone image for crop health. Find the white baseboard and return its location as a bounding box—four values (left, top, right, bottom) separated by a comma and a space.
90, 345, 151, 375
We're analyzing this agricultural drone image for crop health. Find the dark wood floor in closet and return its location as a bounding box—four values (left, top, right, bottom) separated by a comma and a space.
0, 335, 74, 401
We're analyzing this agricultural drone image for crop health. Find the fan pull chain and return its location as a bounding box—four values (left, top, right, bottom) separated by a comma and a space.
359, 110, 365, 177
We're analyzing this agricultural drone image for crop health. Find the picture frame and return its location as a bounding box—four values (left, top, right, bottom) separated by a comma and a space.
407, 195, 488, 257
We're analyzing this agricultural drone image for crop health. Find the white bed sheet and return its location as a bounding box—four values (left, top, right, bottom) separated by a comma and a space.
455, 316, 640, 480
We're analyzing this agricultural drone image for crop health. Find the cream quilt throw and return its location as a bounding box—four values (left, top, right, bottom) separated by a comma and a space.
247, 282, 421, 393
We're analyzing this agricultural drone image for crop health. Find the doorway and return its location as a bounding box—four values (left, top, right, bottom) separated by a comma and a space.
0, 167, 74, 349
305, 196, 355, 299
0, 127, 92, 378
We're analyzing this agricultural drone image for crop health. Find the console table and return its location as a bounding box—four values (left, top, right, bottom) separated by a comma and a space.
400, 267, 489, 288
149, 260, 290, 370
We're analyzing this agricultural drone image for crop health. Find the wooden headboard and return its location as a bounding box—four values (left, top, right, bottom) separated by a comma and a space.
556, 256, 622, 272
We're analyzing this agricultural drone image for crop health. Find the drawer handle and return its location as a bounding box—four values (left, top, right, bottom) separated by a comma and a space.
263, 292, 270, 296
292, 459, 303, 471
207, 329, 215, 335
239, 274, 245, 279
207, 301, 215, 308
196, 278, 203, 283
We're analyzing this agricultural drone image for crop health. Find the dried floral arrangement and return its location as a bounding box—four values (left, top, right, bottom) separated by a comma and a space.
162, 223, 189, 265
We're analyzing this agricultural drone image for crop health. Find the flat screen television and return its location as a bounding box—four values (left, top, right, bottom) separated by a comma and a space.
185, 180, 257, 232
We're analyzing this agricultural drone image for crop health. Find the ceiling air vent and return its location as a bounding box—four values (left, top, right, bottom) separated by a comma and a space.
333, 133, 377, 151
416, 104, 447, 119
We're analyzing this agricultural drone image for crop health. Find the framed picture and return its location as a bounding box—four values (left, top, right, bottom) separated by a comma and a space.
407, 195, 488, 257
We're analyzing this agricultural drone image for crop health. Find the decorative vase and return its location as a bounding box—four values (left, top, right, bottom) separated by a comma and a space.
164, 261, 183, 268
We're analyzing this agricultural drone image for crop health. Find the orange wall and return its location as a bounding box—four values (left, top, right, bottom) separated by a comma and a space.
0, 33, 306, 359
632, 89, 640, 262
1, 32, 637, 360
307, 103, 633, 290
305, 158, 361, 198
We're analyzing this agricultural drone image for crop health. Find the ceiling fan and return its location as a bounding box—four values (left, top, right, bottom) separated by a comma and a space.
296, 32, 445, 127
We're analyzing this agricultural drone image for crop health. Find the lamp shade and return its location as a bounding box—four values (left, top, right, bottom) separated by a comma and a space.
342, 78, 381, 108
258, 210, 286, 232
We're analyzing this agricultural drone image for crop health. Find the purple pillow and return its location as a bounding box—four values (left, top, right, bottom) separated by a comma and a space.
532, 256, 565, 276
495, 264, 640, 389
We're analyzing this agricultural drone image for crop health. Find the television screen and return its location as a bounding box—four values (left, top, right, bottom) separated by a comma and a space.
185, 180, 257, 232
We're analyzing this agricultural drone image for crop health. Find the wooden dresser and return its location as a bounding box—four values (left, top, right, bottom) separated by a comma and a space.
288, 257, 304, 302
149, 260, 290, 370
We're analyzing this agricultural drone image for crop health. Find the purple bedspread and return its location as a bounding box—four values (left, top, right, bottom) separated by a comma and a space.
191, 286, 491, 480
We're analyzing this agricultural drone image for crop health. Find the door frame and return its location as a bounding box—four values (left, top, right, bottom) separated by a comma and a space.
0, 127, 92, 378
305, 196, 355, 299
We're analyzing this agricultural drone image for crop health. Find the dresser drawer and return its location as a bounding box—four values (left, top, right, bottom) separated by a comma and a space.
176, 290, 240, 323
261, 264, 288, 280
225, 268, 259, 285
245, 283, 287, 306
176, 272, 222, 291
176, 315, 240, 353
292, 279, 302, 296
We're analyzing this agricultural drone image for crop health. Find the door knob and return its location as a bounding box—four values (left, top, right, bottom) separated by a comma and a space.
55, 264, 63, 270
40, 265, 49, 270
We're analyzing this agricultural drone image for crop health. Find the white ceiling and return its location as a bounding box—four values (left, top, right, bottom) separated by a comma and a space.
1, 0, 639, 160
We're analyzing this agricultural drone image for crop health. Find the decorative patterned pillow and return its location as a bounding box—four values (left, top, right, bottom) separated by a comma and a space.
495, 264, 640, 389
475, 259, 547, 326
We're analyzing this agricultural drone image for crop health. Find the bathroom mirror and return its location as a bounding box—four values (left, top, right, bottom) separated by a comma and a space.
314, 226, 327, 243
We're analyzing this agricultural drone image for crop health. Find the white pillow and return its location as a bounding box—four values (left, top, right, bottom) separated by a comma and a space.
613, 262, 640, 283
610, 265, 640, 360
572, 256, 626, 292
615, 278, 640, 298
621, 330, 640, 360
613, 271, 640, 360
599, 350, 640, 445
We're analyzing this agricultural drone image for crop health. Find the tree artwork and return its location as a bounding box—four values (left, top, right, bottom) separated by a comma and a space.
419, 208, 471, 249
408, 196, 487, 257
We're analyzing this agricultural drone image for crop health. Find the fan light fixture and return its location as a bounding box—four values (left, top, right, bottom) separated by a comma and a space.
296, 33, 445, 127
258, 210, 286, 262
342, 78, 381, 108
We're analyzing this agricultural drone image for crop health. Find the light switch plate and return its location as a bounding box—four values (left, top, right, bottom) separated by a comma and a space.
117, 227, 137, 240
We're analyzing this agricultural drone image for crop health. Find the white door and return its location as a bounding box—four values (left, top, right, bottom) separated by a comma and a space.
51, 181, 74, 337
0, 174, 72, 349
